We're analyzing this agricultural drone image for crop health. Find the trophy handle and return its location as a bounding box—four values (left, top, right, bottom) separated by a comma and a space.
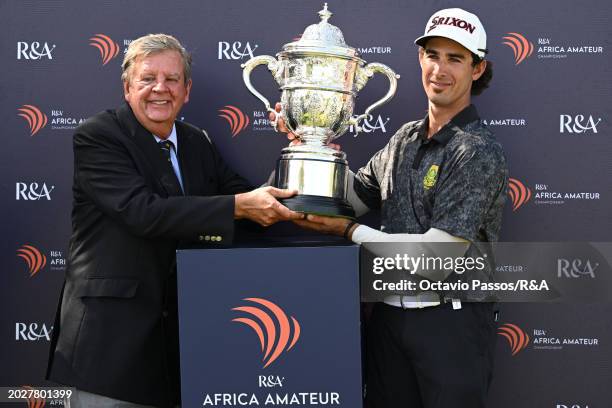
241, 55, 283, 130
350, 63, 400, 134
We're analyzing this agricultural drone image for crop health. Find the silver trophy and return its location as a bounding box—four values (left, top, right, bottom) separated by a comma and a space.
242, 3, 399, 218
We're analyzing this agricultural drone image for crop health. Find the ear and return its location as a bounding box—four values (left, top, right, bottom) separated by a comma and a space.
184, 79, 193, 104
123, 80, 130, 102
472, 60, 486, 81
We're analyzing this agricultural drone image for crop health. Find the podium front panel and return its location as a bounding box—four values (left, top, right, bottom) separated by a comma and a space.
177, 245, 362, 407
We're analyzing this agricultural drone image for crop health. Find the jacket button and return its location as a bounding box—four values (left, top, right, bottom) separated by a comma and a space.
198, 235, 204, 241
205, 235, 211, 241
217, 236, 223, 242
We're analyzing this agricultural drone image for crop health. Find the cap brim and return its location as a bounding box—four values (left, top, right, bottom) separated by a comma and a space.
414, 34, 484, 58
414, 35, 430, 47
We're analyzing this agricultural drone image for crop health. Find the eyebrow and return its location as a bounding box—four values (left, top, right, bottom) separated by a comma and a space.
425, 48, 467, 60
447, 53, 466, 60
139, 71, 181, 78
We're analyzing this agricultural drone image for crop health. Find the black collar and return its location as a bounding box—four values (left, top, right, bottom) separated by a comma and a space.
416, 104, 480, 146
451, 104, 480, 128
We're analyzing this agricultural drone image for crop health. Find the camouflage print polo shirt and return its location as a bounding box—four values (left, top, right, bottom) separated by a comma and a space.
354, 104, 508, 299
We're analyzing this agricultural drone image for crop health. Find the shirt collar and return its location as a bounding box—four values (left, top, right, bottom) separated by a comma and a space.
416, 104, 480, 146
152, 124, 178, 152
451, 104, 480, 128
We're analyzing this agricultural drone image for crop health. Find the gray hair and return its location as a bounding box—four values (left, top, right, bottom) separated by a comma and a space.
121, 33, 192, 84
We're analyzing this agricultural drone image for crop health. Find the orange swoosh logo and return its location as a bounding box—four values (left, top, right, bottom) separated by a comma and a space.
498, 323, 530, 355
89, 34, 120, 66
16, 244, 47, 277
22, 385, 46, 408
508, 178, 532, 211
502, 33, 534, 65
17, 105, 48, 136
232, 297, 300, 368
219, 105, 250, 137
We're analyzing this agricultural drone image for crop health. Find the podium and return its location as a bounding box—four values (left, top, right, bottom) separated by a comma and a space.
177, 244, 362, 407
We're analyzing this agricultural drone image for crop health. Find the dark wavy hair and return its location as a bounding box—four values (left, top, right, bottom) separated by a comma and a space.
471, 54, 492, 96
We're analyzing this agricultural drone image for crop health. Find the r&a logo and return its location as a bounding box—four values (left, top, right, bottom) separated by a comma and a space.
17, 41, 55, 60
508, 178, 532, 211
218, 105, 250, 137
17, 105, 48, 136
218, 41, 258, 60
15, 323, 52, 341
16, 182, 54, 201
502, 33, 534, 65
349, 114, 390, 135
557, 258, 597, 278
232, 297, 301, 368
89, 34, 120, 65
498, 323, 530, 356
16, 245, 47, 277
560, 114, 601, 134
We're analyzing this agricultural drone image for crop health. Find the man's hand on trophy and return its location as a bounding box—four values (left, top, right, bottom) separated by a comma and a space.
235, 187, 304, 226
294, 214, 359, 240
269, 103, 299, 145
269, 103, 341, 151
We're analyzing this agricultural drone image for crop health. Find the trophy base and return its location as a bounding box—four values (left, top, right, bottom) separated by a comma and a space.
280, 195, 355, 219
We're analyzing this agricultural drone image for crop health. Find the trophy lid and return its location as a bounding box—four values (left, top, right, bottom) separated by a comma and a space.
280, 3, 362, 61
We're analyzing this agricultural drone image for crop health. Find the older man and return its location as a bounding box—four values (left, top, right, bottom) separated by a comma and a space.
46, 34, 301, 408
278, 8, 508, 408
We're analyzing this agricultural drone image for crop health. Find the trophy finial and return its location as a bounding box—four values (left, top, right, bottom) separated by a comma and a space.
299, 3, 346, 46
319, 3, 332, 22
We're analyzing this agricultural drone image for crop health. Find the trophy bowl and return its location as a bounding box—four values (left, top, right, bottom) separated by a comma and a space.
242, 3, 400, 218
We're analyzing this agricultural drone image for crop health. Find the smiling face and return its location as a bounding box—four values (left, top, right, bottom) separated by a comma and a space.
123, 50, 192, 138
418, 37, 485, 111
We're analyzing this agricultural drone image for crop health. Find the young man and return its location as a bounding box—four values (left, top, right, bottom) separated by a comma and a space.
283, 8, 508, 408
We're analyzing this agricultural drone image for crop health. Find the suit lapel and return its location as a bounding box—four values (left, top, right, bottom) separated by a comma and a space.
116, 104, 183, 197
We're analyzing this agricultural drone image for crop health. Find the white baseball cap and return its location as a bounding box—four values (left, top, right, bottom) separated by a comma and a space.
414, 8, 488, 59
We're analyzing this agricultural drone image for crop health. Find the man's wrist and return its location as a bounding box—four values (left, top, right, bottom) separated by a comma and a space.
343, 221, 360, 240
234, 193, 245, 219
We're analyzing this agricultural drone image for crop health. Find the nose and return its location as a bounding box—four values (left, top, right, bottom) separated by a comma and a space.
152, 79, 168, 93
431, 60, 447, 78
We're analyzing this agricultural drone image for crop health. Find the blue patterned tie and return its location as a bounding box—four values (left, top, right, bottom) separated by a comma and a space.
158, 140, 184, 193
158, 140, 173, 163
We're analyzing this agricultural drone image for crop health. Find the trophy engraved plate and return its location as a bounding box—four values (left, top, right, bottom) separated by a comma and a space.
242, 3, 400, 218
